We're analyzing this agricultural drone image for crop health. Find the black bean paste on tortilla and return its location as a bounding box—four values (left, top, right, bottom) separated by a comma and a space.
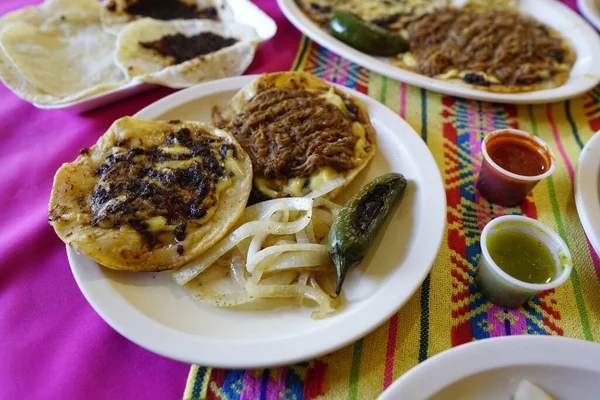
90, 127, 232, 250
122, 0, 218, 21
140, 32, 237, 65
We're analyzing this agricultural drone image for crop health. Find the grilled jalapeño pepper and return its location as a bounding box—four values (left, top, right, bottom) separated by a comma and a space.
329, 10, 409, 57
327, 173, 407, 296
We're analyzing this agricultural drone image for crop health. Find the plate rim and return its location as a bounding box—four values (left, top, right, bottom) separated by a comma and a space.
277, 0, 600, 104
575, 130, 600, 256
68, 74, 446, 368
579, 0, 600, 31
378, 335, 600, 399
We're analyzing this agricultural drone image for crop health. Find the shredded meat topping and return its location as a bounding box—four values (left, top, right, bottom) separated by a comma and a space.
406, 8, 571, 86
220, 87, 360, 180
90, 127, 232, 249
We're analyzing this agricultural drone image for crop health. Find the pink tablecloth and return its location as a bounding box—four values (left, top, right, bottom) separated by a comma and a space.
0, 0, 582, 399
0, 1, 299, 399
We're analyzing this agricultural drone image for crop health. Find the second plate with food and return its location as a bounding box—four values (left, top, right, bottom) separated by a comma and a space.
67, 74, 445, 368
278, 0, 600, 104
579, 0, 600, 31
575, 130, 600, 257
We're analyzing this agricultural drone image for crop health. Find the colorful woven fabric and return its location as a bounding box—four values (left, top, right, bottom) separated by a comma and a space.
184, 34, 600, 400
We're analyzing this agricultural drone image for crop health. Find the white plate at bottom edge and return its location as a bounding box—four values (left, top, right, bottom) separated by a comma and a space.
379, 336, 600, 400
67, 75, 446, 368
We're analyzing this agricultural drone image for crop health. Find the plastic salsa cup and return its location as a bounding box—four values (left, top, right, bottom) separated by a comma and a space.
475, 215, 572, 309
477, 129, 556, 206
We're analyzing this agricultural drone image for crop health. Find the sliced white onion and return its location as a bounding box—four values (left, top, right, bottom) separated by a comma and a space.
313, 208, 334, 226
173, 204, 313, 285
248, 243, 327, 271
314, 197, 341, 212
305, 218, 316, 243
298, 272, 310, 286
185, 259, 252, 307
230, 254, 246, 288
295, 229, 309, 244
245, 282, 336, 319
304, 176, 345, 199
236, 238, 251, 258
176, 192, 342, 319
265, 251, 331, 272
247, 234, 267, 271
244, 197, 312, 222
261, 270, 297, 285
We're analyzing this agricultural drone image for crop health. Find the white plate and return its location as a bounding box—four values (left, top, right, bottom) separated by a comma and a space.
67, 75, 446, 368
575, 130, 600, 256
579, 0, 600, 31
379, 336, 600, 400
278, 0, 600, 104
31, 0, 277, 113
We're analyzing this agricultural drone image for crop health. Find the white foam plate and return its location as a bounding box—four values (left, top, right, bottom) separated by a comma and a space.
575, 130, 600, 256
379, 336, 600, 400
66, 75, 446, 368
31, 0, 277, 113
579, 0, 600, 31
278, 0, 600, 104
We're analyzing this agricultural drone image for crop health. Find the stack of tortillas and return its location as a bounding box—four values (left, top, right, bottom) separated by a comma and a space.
0, 0, 259, 106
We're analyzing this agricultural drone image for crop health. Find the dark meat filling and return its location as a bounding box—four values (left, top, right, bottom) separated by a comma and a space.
124, 0, 218, 21
406, 8, 571, 86
90, 127, 230, 249
220, 87, 360, 181
140, 32, 237, 65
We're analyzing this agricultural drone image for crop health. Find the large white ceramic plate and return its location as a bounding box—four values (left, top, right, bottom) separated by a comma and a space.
379, 336, 600, 400
31, 0, 277, 113
67, 75, 446, 368
575, 130, 600, 256
579, 0, 600, 31
278, 0, 600, 104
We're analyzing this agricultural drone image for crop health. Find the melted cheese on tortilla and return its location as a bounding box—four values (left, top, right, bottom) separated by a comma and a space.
318, 87, 346, 111
161, 145, 190, 155
93, 139, 240, 235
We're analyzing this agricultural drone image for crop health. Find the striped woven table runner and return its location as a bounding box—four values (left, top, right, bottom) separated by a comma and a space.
184, 36, 600, 400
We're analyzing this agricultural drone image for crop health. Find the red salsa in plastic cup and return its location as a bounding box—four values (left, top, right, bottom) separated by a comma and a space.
477, 129, 555, 206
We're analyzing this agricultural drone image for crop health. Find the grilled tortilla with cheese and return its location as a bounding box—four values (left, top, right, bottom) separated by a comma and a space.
48, 117, 252, 272
213, 72, 376, 201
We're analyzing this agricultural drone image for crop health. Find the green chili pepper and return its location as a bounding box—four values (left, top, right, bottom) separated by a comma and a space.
329, 10, 409, 57
327, 172, 407, 296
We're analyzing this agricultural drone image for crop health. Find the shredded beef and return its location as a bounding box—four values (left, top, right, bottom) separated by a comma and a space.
222, 87, 360, 180
406, 8, 571, 86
